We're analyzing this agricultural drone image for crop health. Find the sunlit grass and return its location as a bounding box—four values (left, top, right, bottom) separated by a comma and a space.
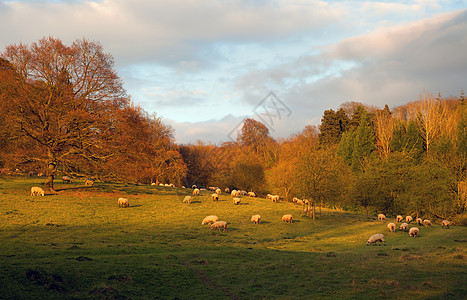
0, 176, 466, 299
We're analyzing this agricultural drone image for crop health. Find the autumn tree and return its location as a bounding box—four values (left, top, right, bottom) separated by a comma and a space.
1, 37, 128, 191
374, 104, 394, 158
238, 118, 277, 166
407, 93, 445, 156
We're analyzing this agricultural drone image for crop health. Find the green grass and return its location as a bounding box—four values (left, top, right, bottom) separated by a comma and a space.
1, 176, 466, 299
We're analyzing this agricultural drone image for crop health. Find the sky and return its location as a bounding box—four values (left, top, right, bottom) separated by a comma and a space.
1, 0, 466, 144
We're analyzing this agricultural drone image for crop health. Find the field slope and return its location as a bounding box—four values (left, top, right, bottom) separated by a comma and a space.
0, 177, 466, 299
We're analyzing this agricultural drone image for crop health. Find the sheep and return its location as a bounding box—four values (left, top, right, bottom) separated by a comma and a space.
266, 194, 272, 200
406, 216, 413, 223
378, 214, 386, 221
118, 197, 129, 208
183, 196, 192, 204
231, 190, 240, 197
233, 197, 241, 205
282, 214, 293, 223
225, 188, 230, 193
84, 179, 94, 186
366, 234, 385, 246
201, 215, 218, 225
442, 220, 451, 229
159, 183, 164, 186
193, 188, 200, 196
296, 199, 304, 205
387, 222, 396, 232
209, 186, 217, 191
211, 221, 227, 232
216, 188, 222, 195
62, 175, 72, 183
409, 227, 419, 237
399, 223, 409, 231
251, 214, 261, 224
192, 185, 197, 189
292, 197, 299, 203
271, 195, 280, 202
423, 219, 432, 227
416, 218, 423, 225
151, 183, 156, 186
30, 186, 45, 196
248, 192, 256, 197
211, 193, 219, 201
396, 215, 403, 222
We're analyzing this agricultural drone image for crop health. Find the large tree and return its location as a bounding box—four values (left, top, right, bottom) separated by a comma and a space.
1, 37, 128, 191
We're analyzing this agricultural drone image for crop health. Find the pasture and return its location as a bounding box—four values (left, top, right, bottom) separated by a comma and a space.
0, 176, 466, 299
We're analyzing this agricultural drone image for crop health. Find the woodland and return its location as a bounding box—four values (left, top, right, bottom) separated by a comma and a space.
1, 37, 466, 222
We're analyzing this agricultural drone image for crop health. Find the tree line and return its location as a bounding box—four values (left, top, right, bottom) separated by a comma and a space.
0, 37, 465, 221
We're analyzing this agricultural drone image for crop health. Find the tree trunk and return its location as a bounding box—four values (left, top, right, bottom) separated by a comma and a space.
364, 206, 368, 217
44, 149, 57, 193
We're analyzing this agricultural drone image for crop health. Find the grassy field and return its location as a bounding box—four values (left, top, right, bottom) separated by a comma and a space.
0, 176, 466, 299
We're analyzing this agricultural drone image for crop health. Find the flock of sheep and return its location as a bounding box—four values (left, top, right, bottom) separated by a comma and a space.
29, 178, 453, 245
367, 213, 451, 246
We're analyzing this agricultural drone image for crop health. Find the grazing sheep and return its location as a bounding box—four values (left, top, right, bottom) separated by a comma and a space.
118, 197, 129, 208
416, 218, 423, 225
296, 199, 304, 205
231, 190, 239, 197
202, 215, 218, 225
216, 188, 222, 195
396, 215, 403, 222
183, 196, 192, 204
292, 197, 299, 203
159, 183, 164, 186
248, 192, 256, 197
442, 220, 451, 229
151, 182, 156, 186
399, 223, 409, 231
271, 195, 280, 202
251, 214, 261, 224
233, 197, 241, 205
409, 227, 419, 237
366, 234, 385, 246
192, 185, 197, 189
84, 179, 94, 186
423, 219, 432, 227
406, 216, 413, 223
30, 186, 45, 196
378, 214, 386, 221
211, 221, 227, 232
225, 188, 230, 193
209, 186, 216, 191
387, 222, 396, 232
266, 194, 272, 200
62, 175, 72, 183
282, 214, 293, 223
193, 188, 200, 196
211, 193, 219, 201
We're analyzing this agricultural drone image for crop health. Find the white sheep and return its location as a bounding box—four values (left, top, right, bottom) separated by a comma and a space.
118, 197, 129, 208
282, 214, 293, 223
442, 220, 451, 229
183, 196, 192, 204
216, 188, 222, 195
387, 222, 396, 232
231, 190, 239, 197
406, 216, 413, 223
396, 215, 403, 222
192, 185, 197, 189
193, 188, 200, 196
30, 186, 45, 196
84, 179, 94, 186
271, 195, 280, 202
423, 219, 432, 227
225, 188, 230, 193
266, 194, 272, 200
296, 199, 304, 205
378, 214, 386, 221
399, 223, 409, 231
251, 214, 261, 224
159, 183, 164, 186
366, 234, 385, 246
211, 193, 219, 201
211, 221, 227, 231
416, 218, 423, 225
202, 215, 218, 225
409, 227, 419, 237
248, 192, 256, 197
233, 197, 241, 205
62, 175, 72, 183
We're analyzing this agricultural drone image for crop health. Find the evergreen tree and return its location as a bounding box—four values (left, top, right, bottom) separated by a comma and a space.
351, 113, 376, 170
318, 109, 350, 145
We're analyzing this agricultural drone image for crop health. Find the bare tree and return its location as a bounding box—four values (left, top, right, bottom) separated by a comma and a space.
1, 37, 128, 191
374, 106, 394, 158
